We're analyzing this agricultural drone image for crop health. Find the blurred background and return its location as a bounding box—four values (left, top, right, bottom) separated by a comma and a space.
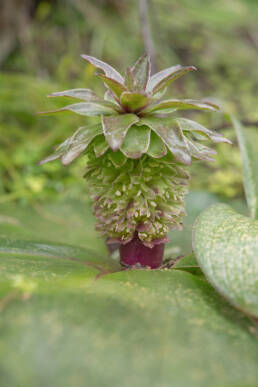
0, 0, 257, 209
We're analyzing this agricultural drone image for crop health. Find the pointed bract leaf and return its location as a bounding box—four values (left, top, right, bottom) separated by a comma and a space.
144, 99, 219, 114
48, 88, 100, 102
97, 73, 127, 98
93, 135, 109, 158
131, 54, 151, 91
147, 131, 167, 158
140, 117, 191, 165
232, 117, 258, 220
177, 118, 232, 144
121, 125, 151, 159
146, 65, 196, 93
101, 114, 139, 150
61, 125, 103, 165
39, 138, 72, 165
108, 151, 127, 168
59, 102, 116, 116
185, 138, 216, 162
81, 54, 124, 83
120, 91, 151, 112
124, 67, 135, 91
193, 204, 258, 318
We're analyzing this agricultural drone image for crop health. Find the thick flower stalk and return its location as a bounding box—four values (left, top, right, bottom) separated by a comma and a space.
39, 54, 231, 268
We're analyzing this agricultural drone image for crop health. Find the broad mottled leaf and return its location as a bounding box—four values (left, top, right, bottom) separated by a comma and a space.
147, 131, 167, 158
61, 125, 103, 165
38, 102, 117, 117
101, 114, 139, 150
121, 125, 151, 158
146, 65, 196, 93
120, 91, 151, 112
177, 118, 232, 144
144, 99, 219, 114
48, 88, 100, 101
93, 135, 109, 157
40, 124, 102, 166
186, 138, 217, 162
147, 65, 197, 94
97, 73, 127, 98
1, 200, 258, 386
232, 117, 258, 219
81, 54, 124, 83
140, 117, 192, 165
130, 54, 151, 91
108, 151, 127, 168
193, 204, 258, 318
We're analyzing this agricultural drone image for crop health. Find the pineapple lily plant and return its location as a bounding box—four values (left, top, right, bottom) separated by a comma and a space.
39, 54, 231, 268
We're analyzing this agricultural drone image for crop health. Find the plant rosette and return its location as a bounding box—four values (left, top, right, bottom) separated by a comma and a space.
39, 54, 231, 268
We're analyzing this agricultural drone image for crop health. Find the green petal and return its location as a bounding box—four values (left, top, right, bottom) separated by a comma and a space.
120, 91, 151, 112
140, 117, 191, 165
177, 118, 232, 144
143, 99, 219, 114
101, 114, 139, 150
81, 54, 124, 83
121, 125, 151, 159
146, 65, 196, 93
147, 131, 167, 158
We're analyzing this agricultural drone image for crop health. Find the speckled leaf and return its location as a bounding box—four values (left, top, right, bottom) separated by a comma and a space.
147, 65, 197, 94
93, 135, 109, 157
232, 117, 258, 219
40, 124, 102, 165
140, 117, 192, 165
130, 54, 151, 91
48, 88, 100, 101
1, 201, 258, 386
81, 54, 124, 83
97, 73, 127, 98
177, 118, 232, 144
147, 131, 167, 158
185, 138, 217, 162
101, 114, 139, 150
120, 91, 150, 112
38, 102, 117, 117
121, 125, 151, 158
144, 99, 219, 114
193, 203, 258, 318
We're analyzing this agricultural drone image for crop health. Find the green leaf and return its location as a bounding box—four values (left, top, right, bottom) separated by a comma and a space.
101, 114, 139, 150
177, 118, 232, 144
130, 54, 151, 91
124, 67, 135, 91
120, 125, 151, 158
40, 124, 102, 165
232, 117, 258, 219
147, 65, 197, 94
38, 102, 117, 117
81, 54, 124, 83
193, 203, 258, 318
97, 73, 127, 98
147, 131, 168, 158
93, 135, 109, 157
120, 91, 150, 112
140, 117, 192, 165
108, 151, 127, 168
144, 99, 219, 114
1, 201, 258, 386
185, 138, 217, 162
47, 88, 100, 101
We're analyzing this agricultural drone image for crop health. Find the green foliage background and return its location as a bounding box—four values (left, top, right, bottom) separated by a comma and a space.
1, 0, 258, 205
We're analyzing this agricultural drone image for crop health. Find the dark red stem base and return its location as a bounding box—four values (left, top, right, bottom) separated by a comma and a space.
119, 236, 164, 269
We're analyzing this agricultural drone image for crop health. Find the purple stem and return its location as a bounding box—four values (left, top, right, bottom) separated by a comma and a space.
119, 235, 164, 269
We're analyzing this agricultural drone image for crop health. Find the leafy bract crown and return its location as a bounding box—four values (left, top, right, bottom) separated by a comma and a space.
39, 54, 231, 166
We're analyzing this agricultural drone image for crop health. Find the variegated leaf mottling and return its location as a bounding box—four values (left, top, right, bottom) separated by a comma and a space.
193, 204, 258, 318
101, 114, 139, 150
